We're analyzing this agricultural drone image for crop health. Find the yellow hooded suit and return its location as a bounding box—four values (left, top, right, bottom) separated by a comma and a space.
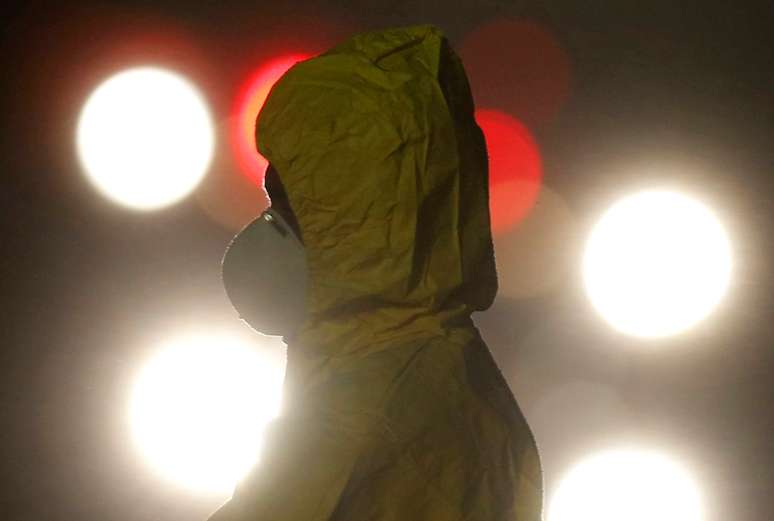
210, 24, 543, 521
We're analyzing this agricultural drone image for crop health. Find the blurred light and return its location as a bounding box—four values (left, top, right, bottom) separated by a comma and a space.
549, 448, 703, 521
583, 190, 732, 338
494, 185, 575, 299
475, 109, 542, 235
231, 54, 311, 186
130, 335, 284, 494
459, 19, 571, 128
76, 67, 214, 210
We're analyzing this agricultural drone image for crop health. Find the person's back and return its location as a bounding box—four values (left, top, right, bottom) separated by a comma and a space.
210, 24, 543, 521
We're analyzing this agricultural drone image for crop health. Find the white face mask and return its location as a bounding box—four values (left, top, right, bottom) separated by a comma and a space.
221, 207, 307, 340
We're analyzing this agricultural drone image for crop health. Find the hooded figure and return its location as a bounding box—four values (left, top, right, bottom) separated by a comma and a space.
210, 24, 543, 521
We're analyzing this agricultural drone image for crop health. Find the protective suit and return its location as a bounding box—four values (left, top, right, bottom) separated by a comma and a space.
210, 24, 543, 521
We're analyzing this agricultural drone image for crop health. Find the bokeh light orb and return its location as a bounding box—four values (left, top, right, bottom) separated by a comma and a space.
130, 335, 284, 494
475, 109, 542, 235
459, 19, 571, 127
232, 54, 310, 185
549, 449, 703, 521
583, 190, 732, 338
493, 186, 575, 299
76, 67, 214, 210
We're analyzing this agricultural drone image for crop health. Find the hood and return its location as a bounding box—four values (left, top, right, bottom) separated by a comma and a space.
255, 24, 497, 355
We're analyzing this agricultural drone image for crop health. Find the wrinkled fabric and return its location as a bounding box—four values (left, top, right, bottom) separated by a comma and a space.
209, 24, 542, 521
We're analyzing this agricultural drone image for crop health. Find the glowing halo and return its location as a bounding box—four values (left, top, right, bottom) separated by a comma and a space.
231, 54, 311, 185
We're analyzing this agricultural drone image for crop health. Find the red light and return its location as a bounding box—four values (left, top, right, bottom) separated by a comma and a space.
460, 19, 571, 128
231, 54, 311, 185
475, 109, 542, 235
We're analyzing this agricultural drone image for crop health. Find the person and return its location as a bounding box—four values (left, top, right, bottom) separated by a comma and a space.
209, 24, 543, 521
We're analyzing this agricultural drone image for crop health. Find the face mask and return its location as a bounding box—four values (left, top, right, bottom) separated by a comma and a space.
221, 207, 307, 340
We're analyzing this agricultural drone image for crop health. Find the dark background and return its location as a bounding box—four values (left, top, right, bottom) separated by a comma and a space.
2, 1, 772, 520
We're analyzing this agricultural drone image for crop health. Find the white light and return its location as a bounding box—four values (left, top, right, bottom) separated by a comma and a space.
76, 67, 215, 210
583, 190, 732, 338
130, 335, 284, 494
549, 449, 703, 521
